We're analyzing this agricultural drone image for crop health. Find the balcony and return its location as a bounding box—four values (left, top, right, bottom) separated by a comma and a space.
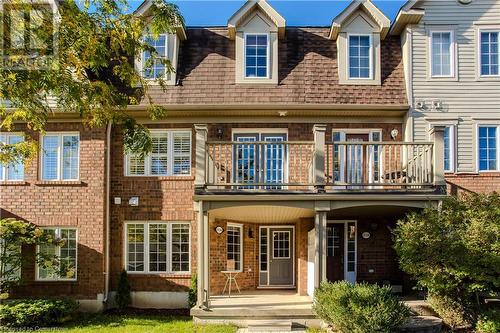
194, 125, 446, 194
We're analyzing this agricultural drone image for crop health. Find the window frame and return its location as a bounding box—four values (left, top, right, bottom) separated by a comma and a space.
429, 30, 455, 78
243, 32, 270, 80
476, 124, 499, 172
123, 221, 191, 275
40, 132, 80, 181
226, 222, 243, 272
141, 33, 169, 80
0, 132, 24, 181
36, 227, 78, 282
124, 129, 192, 177
347, 33, 373, 80
478, 29, 500, 78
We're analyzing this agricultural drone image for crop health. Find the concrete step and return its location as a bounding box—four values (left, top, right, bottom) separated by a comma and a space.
399, 316, 443, 333
247, 320, 292, 332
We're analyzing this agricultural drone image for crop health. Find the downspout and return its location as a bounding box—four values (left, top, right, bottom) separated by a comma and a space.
103, 122, 112, 303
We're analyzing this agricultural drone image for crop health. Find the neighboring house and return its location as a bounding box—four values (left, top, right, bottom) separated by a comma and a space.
1, 0, 493, 324
392, 0, 500, 194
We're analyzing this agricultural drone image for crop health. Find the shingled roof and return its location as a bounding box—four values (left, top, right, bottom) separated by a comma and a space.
142, 27, 407, 107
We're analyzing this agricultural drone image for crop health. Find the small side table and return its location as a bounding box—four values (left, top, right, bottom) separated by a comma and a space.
221, 270, 241, 297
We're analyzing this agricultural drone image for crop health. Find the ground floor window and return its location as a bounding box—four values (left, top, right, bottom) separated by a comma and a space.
37, 228, 78, 281
125, 222, 190, 274
226, 223, 243, 271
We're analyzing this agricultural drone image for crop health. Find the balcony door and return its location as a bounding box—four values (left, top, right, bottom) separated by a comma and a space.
233, 132, 287, 189
345, 134, 369, 185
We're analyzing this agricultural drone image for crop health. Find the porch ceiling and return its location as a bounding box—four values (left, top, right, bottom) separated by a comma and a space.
209, 205, 315, 224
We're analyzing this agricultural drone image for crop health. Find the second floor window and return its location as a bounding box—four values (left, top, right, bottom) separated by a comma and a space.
431, 31, 453, 77
348, 35, 371, 79
41, 133, 79, 181
245, 34, 268, 78
478, 126, 498, 171
143, 35, 167, 79
125, 130, 191, 177
0, 134, 24, 181
480, 31, 499, 77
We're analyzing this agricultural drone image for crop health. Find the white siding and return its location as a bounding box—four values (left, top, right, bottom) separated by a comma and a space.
409, 0, 500, 172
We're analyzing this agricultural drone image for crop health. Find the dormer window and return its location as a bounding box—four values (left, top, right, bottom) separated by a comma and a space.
245, 34, 269, 78
228, 0, 285, 85
348, 35, 372, 79
143, 34, 168, 79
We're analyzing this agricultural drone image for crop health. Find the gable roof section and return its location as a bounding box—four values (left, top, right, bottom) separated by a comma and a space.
134, 0, 187, 40
389, 0, 425, 35
227, 0, 286, 40
329, 0, 391, 40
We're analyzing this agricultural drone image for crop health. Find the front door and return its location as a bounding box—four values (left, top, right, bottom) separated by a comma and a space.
326, 224, 344, 282
268, 227, 294, 286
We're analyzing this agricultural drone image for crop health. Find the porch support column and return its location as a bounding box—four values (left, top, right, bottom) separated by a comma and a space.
194, 124, 208, 190
314, 208, 328, 289
429, 125, 446, 193
196, 201, 210, 308
313, 124, 327, 192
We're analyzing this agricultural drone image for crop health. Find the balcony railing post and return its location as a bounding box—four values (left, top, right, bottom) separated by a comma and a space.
429, 126, 446, 193
313, 124, 327, 192
194, 124, 208, 190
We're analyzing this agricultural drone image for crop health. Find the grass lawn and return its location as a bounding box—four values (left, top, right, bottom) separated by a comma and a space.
33, 314, 237, 333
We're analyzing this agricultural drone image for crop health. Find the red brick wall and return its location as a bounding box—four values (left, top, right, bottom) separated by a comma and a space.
1, 123, 106, 299
108, 124, 196, 292
446, 173, 500, 195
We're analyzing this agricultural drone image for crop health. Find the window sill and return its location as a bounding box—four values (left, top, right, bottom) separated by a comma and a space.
126, 272, 192, 278
34, 279, 78, 283
123, 176, 195, 181
34, 180, 85, 186
0, 181, 29, 186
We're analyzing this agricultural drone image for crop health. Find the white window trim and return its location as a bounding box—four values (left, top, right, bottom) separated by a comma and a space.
141, 33, 169, 81
0, 132, 24, 181
124, 129, 192, 177
243, 32, 270, 80
477, 28, 500, 78
226, 222, 243, 273
36, 227, 78, 282
40, 132, 80, 181
429, 30, 456, 78
347, 33, 373, 80
123, 221, 191, 275
475, 123, 500, 172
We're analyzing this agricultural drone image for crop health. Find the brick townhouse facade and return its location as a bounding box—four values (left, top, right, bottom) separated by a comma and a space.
1, 0, 498, 313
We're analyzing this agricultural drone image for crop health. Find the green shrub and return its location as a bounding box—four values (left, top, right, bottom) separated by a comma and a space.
0, 298, 78, 327
313, 281, 411, 333
427, 293, 472, 329
188, 274, 197, 308
476, 308, 500, 333
115, 269, 131, 310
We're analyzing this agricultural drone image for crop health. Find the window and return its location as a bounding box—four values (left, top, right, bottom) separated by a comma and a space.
272, 231, 290, 259
348, 35, 371, 79
37, 228, 77, 281
431, 31, 453, 77
480, 31, 499, 77
41, 133, 79, 181
0, 133, 24, 181
125, 222, 190, 273
443, 126, 455, 172
245, 34, 268, 78
227, 224, 242, 271
143, 34, 167, 79
125, 130, 191, 176
478, 126, 498, 171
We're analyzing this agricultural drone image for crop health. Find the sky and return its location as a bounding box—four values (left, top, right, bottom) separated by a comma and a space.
128, 0, 407, 27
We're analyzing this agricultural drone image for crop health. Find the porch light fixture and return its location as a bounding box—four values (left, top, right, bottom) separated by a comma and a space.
248, 228, 254, 239
390, 129, 399, 140
216, 128, 224, 140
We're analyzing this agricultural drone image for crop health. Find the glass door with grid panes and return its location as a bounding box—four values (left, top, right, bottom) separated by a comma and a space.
233, 133, 287, 189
